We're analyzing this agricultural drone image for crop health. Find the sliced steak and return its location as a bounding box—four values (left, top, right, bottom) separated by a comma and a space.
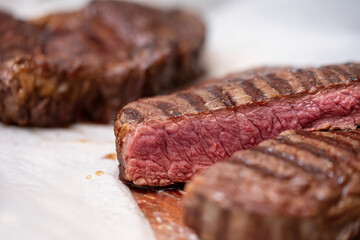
0, 1, 205, 126
184, 130, 360, 240
115, 63, 360, 186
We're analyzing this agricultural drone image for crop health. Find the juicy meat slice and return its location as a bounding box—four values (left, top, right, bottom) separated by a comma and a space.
184, 130, 360, 240
115, 63, 360, 187
0, 1, 205, 126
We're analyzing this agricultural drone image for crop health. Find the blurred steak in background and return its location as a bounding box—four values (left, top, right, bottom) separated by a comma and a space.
0, 0, 205, 126
185, 129, 360, 240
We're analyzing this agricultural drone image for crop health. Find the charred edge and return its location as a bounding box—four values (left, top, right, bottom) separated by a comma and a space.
118, 165, 185, 191
305, 69, 324, 87
344, 63, 360, 81
276, 135, 339, 165
306, 68, 331, 86
262, 73, 295, 95
319, 66, 341, 84
206, 85, 236, 108
155, 101, 182, 117
252, 146, 327, 178
293, 68, 323, 89
290, 69, 311, 89
238, 79, 266, 102
177, 92, 208, 113
296, 131, 358, 156
231, 155, 291, 180
327, 65, 353, 82
121, 108, 144, 123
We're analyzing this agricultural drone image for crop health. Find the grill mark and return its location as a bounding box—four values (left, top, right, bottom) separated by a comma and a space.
319, 66, 341, 84
326, 65, 353, 82
289, 70, 310, 89
306, 68, 332, 86
40, 31, 50, 54
154, 101, 182, 117
252, 146, 327, 178
192, 192, 205, 236
328, 132, 360, 154
85, 32, 108, 52
276, 135, 339, 165
275, 136, 345, 182
206, 85, 236, 108
293, 68, 323, 89
337, 131, 360, 142
261, 73, 295, 95
238, 79, 266, 102
231, 155, 291, 180
121, 108, 144, 123
324, 65, 350, 83
333, 131, 360, 141
177, 92, 208, 113
216, 208, 229, 240
296, 131, 357, 156
344, 63, 360, 81
306, 69, 324, 87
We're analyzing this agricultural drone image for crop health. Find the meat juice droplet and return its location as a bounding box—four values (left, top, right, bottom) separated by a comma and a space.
102, 153, 116, 160
85, 175, 92, 180
96, 171, 104, 176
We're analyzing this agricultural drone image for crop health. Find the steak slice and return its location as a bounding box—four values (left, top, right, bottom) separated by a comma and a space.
184, 130, 360, 240
115, 63, 360, 186
0, 1, 205, 126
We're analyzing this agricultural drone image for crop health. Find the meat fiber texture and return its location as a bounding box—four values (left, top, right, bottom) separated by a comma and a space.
115, 63, 360, 186
184, 130, 360, 240
0, 1, 205, 126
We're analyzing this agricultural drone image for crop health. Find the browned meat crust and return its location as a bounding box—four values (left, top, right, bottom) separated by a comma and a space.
115, 63, 360, 186
0, 1, 205, 126
184, 130, 360, 240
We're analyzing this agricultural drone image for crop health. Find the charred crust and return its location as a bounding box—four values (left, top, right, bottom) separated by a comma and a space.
231, 154, 292, 180
238, 79, 266, 102
121, 108, 144, 123
262, 73, 295, 95
177, 92, 208, 113
155, 101, 182, 117
0, 1, 205, 126
295, 131, 358, 155
205, 85, 236, 108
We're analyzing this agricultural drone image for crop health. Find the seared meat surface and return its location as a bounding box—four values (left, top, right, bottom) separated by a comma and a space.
184, 130, 360, 240
115, 63, 360, 186
0, 1, 205, 126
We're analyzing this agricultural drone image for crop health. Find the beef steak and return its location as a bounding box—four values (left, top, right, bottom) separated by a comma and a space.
184, 130, 360, 240
0, 1, 205, 126
115, 63, 360, 186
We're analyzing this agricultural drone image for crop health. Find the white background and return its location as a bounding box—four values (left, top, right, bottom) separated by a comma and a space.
1, 0, 360, 239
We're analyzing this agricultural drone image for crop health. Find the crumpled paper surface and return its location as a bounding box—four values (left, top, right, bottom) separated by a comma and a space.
0, 124, 154, 240
0, 0, 360, 239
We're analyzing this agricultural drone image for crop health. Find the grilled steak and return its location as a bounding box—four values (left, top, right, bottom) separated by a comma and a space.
0, 1, 205, 126
184, 130, 360, 240
115, 63, 360, 186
